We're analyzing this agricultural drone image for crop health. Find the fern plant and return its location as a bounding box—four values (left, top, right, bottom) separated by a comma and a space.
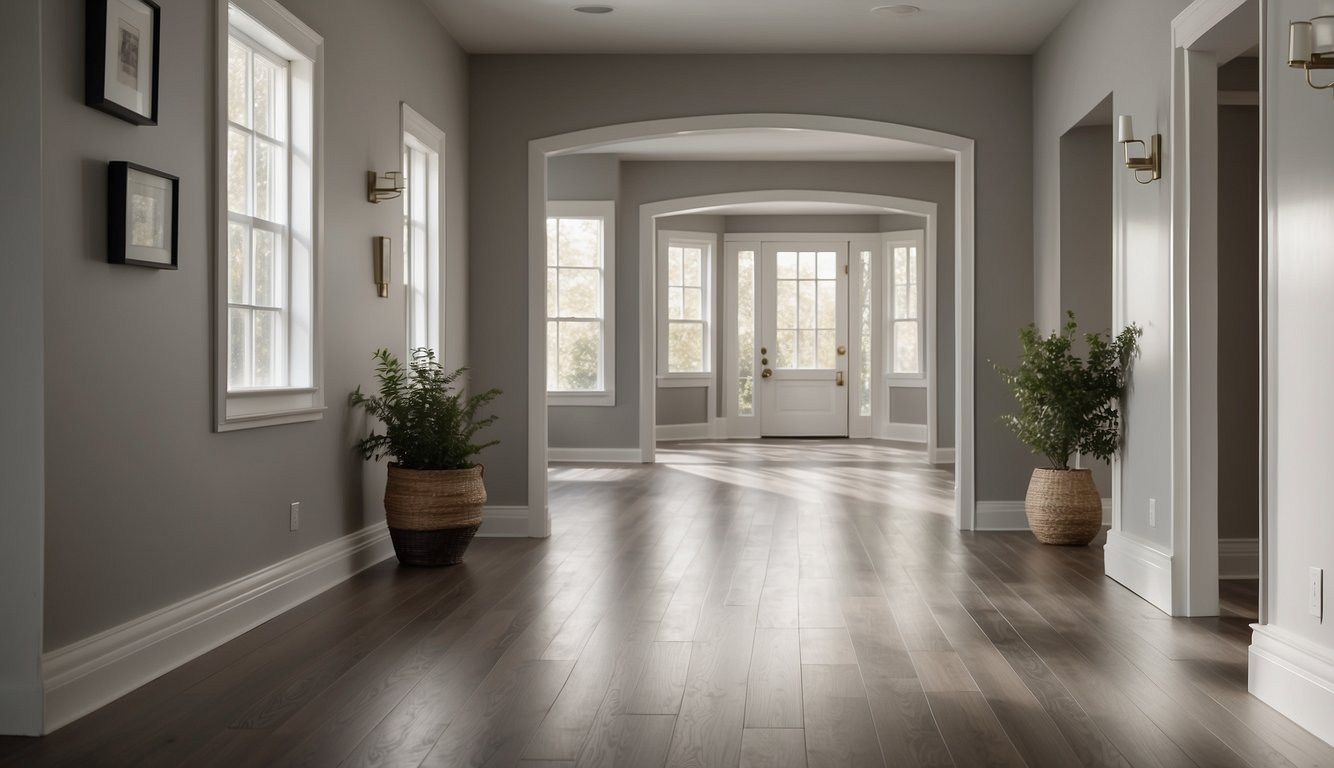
994, 312, 1140, 470
350, 348, 501, 470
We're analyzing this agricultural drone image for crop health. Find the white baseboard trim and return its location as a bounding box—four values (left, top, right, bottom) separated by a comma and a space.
1249, 624, 1334, 747
1219, 537, 1260, 580
655, 423, 715, 441
883, 422, 928, 443
477, 506, 530, 538
975, 501, 1028, 531
42, 522, 394, 733
931, 447, 956, 465
0, 683, 43, 736
547, 447, 644, 463
1103, 530, 1173, 615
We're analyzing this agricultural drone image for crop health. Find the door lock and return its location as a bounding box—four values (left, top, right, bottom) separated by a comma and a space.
760, 346, 768, 355
836, 345, 847, 356
760, 357, 768, 365
761, 368, 773, 379
835, 371, 845, 386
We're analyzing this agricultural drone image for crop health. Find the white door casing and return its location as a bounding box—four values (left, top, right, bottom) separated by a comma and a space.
758, 242, 850, 437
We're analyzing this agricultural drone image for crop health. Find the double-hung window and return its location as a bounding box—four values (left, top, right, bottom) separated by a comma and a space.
658, 233, 714, 375
546, 201, 615, 406
402, 104, 444, 359
218, 0, 323, 430
886, 233, 925, 379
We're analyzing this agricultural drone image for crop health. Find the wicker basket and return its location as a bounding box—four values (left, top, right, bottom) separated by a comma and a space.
384, 463, 486, 566
1024, 468, 1103, 546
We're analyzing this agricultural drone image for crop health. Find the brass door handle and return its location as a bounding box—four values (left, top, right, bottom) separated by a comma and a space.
837, 345, 847, 356
761, 368, 773, 379
835, 371, 844, 386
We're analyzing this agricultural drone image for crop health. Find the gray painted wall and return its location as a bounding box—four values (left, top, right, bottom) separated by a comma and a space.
889, 388, 928, 425
41, 0, 469, 650
1035, 0, 1192, 551
1216, 103, 1259, 541
0, 0, 44, 735
1265, 0, 1334, 678
1059, 124, 1114, 495
470, 54, 1034, 505
657, 388, 710, 426
547, 154, 619, 200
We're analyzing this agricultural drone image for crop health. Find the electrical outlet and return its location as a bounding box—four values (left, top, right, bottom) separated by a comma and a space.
290, 502, 300, 531
1148, 498, 1157, 528
1311, 567, 1324, 621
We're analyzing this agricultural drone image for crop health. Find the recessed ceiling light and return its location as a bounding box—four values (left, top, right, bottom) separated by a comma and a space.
871, 4, 921, 15
574, 5, 614, 13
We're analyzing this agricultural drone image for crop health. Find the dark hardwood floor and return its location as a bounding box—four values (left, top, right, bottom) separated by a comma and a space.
2, 440, 1328, 767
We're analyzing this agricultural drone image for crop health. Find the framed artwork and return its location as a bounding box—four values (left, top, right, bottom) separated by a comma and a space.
86, 0, 161, 125
108, 161, 178, 269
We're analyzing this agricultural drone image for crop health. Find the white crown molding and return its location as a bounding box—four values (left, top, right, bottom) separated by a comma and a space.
42, 523, 392, 733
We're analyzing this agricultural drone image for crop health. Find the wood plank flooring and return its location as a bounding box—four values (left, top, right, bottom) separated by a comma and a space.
2, 439, 1328, 768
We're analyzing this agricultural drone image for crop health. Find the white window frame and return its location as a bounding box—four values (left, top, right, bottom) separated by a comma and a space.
215, 0, 323, 431
546, 200, 616, 407
884, 230, 927, 384
656, 230, 716, 382
401, 103, 444, 360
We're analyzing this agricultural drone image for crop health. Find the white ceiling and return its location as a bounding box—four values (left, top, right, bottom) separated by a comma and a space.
427, 0, 1082, 55
570, 128, 954, 161
668, 200, 914, 216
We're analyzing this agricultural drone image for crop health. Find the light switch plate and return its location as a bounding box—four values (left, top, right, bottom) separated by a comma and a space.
1311, 567, 1324, 621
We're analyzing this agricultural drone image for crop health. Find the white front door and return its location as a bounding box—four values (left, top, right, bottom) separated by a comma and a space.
758, 243, 849, 436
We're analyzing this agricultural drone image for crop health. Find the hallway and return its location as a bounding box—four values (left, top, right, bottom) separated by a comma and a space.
0, 441, 1325, 767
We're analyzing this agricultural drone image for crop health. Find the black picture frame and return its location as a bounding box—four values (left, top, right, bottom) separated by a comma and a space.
86, 0, 161, 126
108, 161, 179, 270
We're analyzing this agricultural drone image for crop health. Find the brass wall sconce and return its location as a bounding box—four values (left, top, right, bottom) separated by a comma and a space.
373, 236, 391, 298
1289, 16, 1334, 94
367, 170, 405, 203
1116, 114, 1161, 184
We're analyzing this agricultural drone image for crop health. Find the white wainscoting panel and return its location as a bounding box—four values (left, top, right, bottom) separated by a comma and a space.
42, 522, 394, 733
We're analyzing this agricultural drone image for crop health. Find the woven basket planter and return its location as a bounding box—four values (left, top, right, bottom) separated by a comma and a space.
385, 463, 486, 566
1024, 468, 1102, 546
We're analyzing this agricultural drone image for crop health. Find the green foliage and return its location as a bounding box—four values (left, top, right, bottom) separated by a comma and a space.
350, 348, 501, 470
994, 312, 1141, 470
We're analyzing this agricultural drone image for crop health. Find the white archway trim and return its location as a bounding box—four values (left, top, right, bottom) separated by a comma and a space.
529, 114, 976, 537
636, 189, 941, 466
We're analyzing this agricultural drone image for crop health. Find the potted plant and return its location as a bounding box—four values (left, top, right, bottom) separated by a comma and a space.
351, 348, 501, 566
995, 312, 1141, 546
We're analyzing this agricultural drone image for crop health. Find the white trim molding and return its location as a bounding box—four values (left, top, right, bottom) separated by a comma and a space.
1103, 530, 1174, 615
477, 506, 532, 538
1249, 625, 1334, 747
546, 447, 644, 464
974, 498, 1112, 531
975, 501, 1029, 531
884, 423, 928, 444
655, 423, 721, 442
42, 523, 393, 733
1219, 537, 1260, 580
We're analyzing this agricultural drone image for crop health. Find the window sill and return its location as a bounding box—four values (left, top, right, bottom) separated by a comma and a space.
548, 391, 615, 407
219, 388, 325, 431
657, 374, 713, 388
